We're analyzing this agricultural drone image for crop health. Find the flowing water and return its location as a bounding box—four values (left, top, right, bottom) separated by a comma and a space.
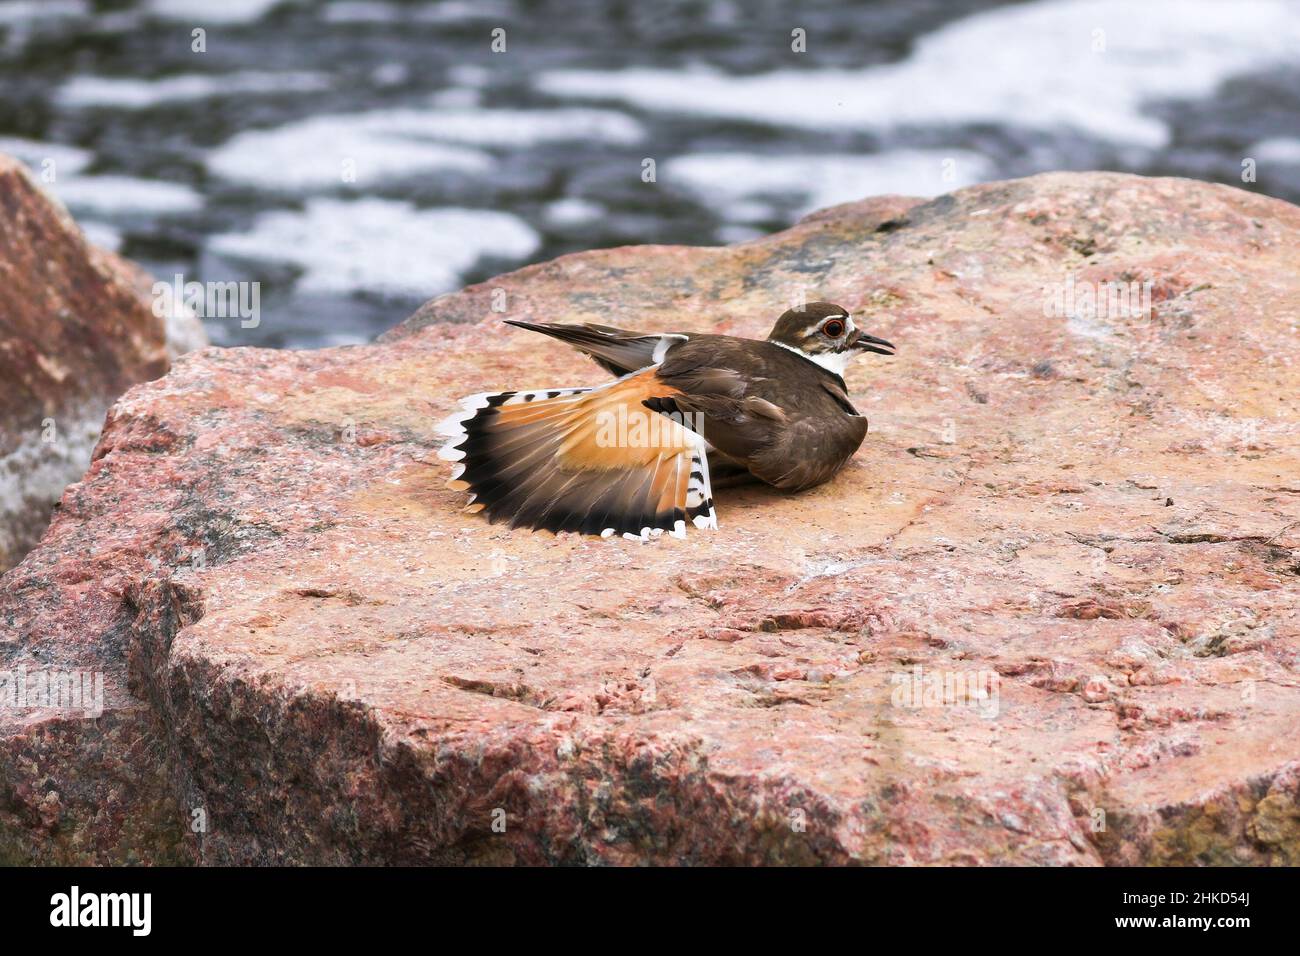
1, 0, 1297, 348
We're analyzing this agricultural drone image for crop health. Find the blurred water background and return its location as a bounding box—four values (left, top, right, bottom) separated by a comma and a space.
1, 0, 1297, 348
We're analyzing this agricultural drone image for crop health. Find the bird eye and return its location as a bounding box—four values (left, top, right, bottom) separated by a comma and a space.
822, 319, 845, 338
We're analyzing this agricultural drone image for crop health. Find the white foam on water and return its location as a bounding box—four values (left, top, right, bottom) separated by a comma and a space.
0, 401, 103, 566
412, 0, 510, 22
543, 197, 605, 227
207, 107, 643, 190
716, 224, 765, 244
0, 136, 93, 176
711, 198, 775, 225
208, 198, 540, 296
79, 220, 123, 251
46, 174, 203, 215
539, 0, 1300, 149
316, 331, 371, 347
58, 71, 331, 108
392, 106, 645, 147
666, 149, 994, 219
448, 65, 490, 88
323, 0, 506, 22
146, 0, 290, 24
322, 1, 398, 23
429, 88, 483, 109
0, 0, 86, 24
370, 62, 409, 87
207, 114, 493, 190
1250, 138, 1300, 164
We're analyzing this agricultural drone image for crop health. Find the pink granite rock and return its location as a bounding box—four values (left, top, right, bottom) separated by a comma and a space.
0, 153, 205, 573
1, 172, 1297, 864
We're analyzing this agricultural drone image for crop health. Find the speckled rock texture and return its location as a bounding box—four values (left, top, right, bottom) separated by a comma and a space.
2, 172, 1297, 865
0, 152, 205, 574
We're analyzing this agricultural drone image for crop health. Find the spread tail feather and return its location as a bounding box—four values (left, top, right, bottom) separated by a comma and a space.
438, 369, 717, 538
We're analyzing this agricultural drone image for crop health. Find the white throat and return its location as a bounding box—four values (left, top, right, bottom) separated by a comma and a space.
770, 340, 852, 376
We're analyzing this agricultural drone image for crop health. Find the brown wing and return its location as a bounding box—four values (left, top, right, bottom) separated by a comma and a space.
653, 336, 870, 492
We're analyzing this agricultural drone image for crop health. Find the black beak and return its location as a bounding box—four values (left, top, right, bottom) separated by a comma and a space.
851, 330, 897, 356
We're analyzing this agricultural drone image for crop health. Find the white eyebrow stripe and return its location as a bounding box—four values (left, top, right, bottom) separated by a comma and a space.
803, 313, 851, 338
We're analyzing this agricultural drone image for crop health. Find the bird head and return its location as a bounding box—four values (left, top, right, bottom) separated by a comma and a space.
766, 302, 895, 375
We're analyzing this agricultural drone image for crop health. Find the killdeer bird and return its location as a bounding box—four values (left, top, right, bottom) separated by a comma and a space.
438, 302, 895, 539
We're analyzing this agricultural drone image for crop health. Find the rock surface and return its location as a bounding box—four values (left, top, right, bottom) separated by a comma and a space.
2, 171, 1298, 865
0, 153, 205, 573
